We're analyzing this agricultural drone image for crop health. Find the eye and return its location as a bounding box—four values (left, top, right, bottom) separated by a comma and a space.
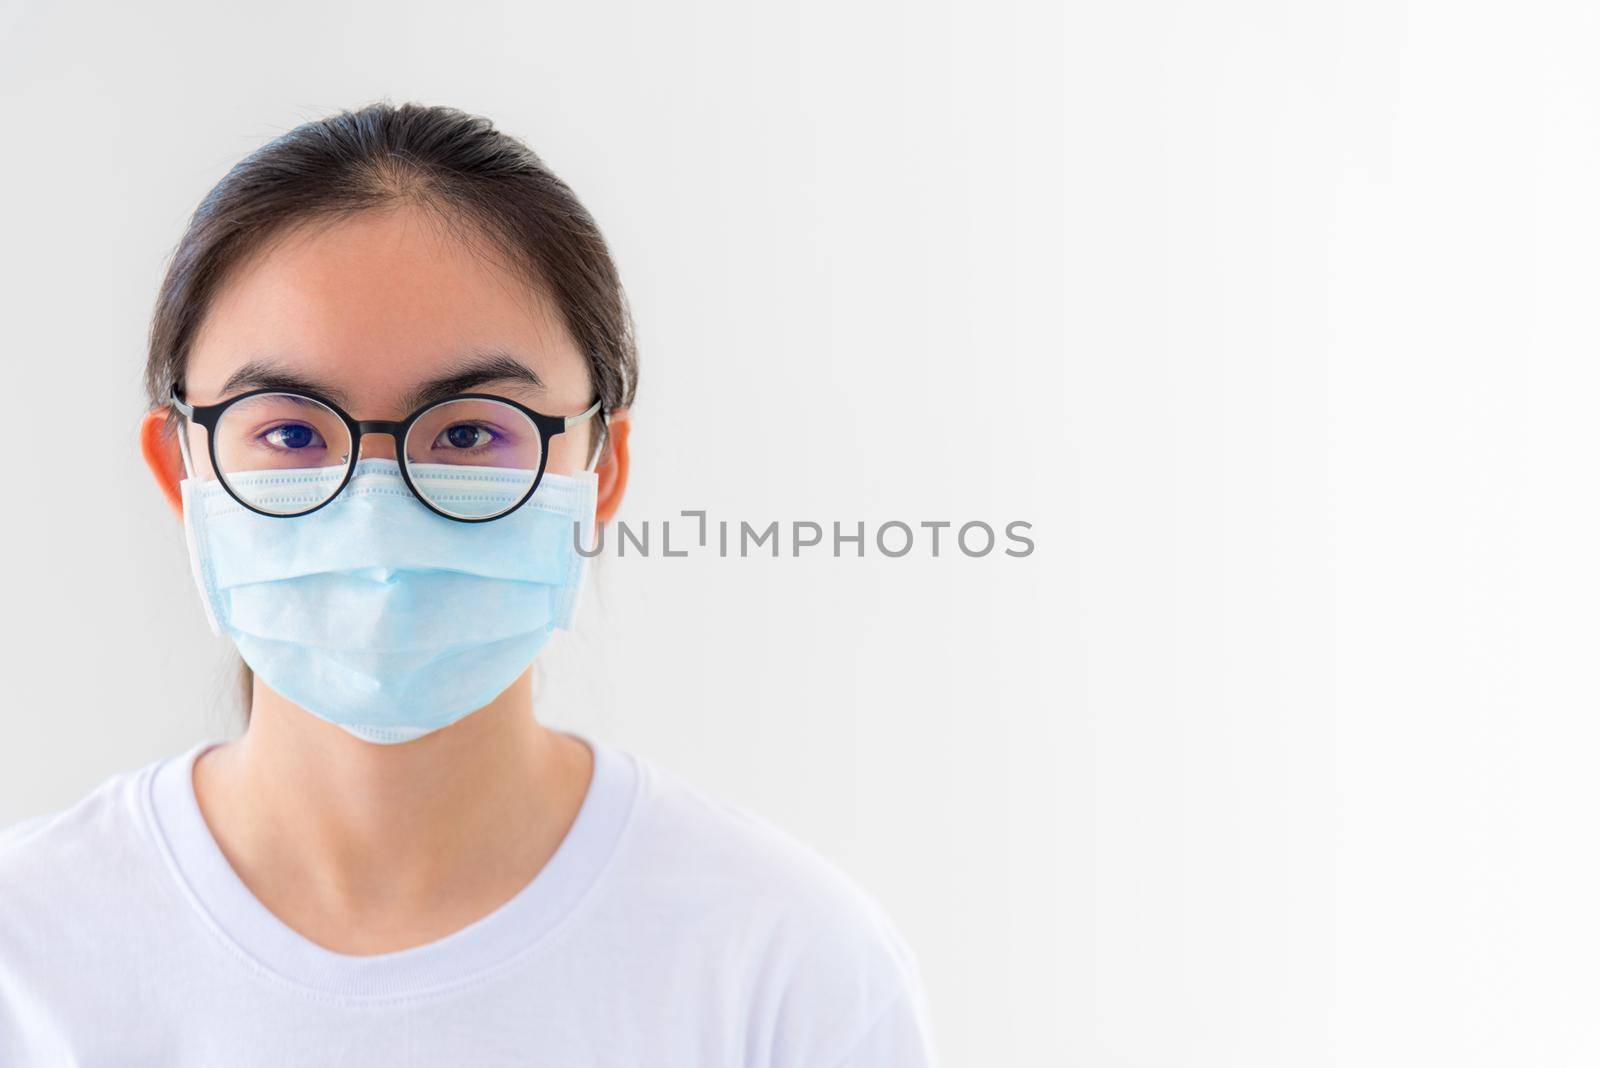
434, 422, 497, 451
261, 423, 324, 450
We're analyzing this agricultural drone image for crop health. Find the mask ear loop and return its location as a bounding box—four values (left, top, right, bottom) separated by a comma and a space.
173, 408, 198, 481
583, 409, 610, 474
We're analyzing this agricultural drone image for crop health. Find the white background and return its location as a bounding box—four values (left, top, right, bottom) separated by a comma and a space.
1, 1, 1593, 1065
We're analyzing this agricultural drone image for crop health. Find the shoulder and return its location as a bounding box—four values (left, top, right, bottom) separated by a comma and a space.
606, 748, 937, 1065
0, 755, 170, 927
621, 750, 911, 944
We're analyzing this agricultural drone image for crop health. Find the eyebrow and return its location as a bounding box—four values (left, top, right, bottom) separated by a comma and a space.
214, 348, 547, 413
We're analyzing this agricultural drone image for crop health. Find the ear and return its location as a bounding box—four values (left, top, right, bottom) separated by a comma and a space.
139, 408, 186, 519
595, 407, 631, 525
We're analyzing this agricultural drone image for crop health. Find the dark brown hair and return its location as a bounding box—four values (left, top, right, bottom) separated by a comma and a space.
144, 100, 638, 721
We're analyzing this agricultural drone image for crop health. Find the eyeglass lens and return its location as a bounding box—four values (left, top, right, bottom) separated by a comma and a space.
209, 393, 544, 520
403, 398, 543, 519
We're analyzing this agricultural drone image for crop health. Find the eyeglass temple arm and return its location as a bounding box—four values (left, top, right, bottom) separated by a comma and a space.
564, 397, 603, 430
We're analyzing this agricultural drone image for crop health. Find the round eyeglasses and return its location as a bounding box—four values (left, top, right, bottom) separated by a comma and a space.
168, 387, 606, 522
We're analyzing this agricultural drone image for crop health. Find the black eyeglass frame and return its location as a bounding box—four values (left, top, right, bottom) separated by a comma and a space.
168, 386, 606, 523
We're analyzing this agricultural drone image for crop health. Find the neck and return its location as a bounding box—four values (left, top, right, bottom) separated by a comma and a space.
192, 668, 593, 954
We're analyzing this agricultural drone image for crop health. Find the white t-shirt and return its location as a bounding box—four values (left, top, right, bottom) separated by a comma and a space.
0, 735, 937, 1066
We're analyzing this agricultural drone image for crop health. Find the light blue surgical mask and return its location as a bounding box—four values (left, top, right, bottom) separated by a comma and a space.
180, 458, 598, 743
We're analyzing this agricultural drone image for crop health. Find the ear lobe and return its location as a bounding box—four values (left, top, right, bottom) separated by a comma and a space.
594, 408, 631, 526
139, 409, 186, 519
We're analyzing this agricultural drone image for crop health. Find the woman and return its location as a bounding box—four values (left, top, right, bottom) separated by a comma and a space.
0, 101, 935, 1065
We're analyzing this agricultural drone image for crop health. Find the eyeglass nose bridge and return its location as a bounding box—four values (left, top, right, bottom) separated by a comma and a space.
355, 419, 407, 436
350, 419, 409, 462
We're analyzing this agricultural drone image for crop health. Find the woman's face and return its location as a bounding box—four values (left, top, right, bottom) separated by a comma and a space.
178, 203, 602, 482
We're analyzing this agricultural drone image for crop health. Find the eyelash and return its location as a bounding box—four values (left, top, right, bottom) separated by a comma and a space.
431, 422, 505, 452
257, 422, 326, 450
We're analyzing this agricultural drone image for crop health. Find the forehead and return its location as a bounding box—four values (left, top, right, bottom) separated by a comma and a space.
183, 204, 587, 407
